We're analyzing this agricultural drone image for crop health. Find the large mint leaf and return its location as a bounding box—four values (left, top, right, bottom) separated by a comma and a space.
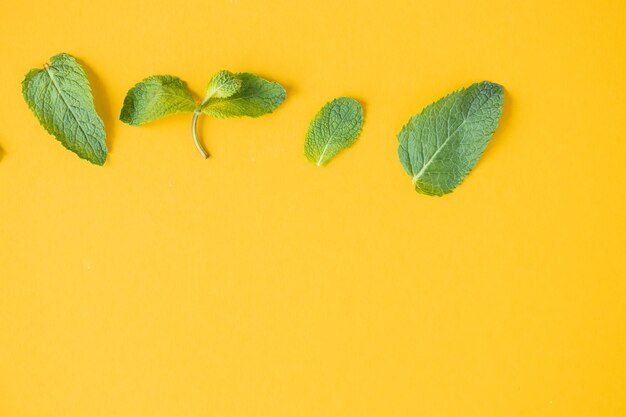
397, 81, 504, 196
200, 73, 286, 118
304, 97, 364, 166
119, 75, 196, 126
22, 53, 107, 165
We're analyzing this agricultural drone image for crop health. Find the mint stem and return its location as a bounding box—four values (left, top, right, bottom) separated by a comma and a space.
191, 110, 209, 159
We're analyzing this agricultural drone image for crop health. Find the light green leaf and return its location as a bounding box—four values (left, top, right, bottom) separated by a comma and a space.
119, 75, 196, 126
200, 73, 286, 118
22, 53, 107, 165
397, 81, 504, 196
304, 97, 364, 166
203, 70, 242, 101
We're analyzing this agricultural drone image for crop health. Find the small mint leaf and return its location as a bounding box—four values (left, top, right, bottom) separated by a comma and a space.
202, 70, 242, 102
304, 97, 364, 166
200, 73, 286, 118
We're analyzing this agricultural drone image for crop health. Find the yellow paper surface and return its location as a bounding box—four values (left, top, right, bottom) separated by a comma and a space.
1, 0, 625, 416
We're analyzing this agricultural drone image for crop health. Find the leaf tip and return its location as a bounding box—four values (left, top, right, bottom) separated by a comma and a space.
480, 80, 504, 94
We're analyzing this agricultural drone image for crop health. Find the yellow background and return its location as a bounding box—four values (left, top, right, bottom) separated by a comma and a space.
1, 0, 625, 415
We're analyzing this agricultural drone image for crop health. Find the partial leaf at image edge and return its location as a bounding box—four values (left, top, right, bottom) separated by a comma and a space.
397, 81, 504, 196
22, 53, 108, 165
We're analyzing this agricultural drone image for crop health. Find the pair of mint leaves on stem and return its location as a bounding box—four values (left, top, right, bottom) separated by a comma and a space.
120, 71, 286, 158
22, 53, 504, 196
304, 82, 504, 196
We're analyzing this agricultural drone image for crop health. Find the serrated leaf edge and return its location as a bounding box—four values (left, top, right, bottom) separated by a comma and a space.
22, 53, 107, 166
397, 81, 503, 196
305, 96, 364, 167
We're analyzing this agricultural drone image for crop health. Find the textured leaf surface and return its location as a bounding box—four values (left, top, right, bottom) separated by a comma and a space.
200, 73, 286, 118
22, 53, 107, 165
397, 81, 504, 196
304, 97, 364, 166
119, 75, 196, 126
204, 70, 242, 100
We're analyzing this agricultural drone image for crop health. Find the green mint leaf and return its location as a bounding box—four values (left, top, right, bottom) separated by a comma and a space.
200, 73, 286, 118
121, 71, 286, 159
22, 53, 107, 166
397, 81, 504, 196
304, 97, 364, 166
203, 70, 242, 101
119, 75, 196, 126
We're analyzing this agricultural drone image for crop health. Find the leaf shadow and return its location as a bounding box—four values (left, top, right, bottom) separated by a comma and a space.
0, 144, 4, 163
281, 81, 297, 100
78, 58, 116, 154
351, 94, 368, 117
353, 96, 368, 156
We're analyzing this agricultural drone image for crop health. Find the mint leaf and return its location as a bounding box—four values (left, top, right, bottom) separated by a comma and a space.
200, 73, 286, 118
304, 97, 364, 166
119, 75, 196, 126
397, 81, 504, 196
203, 70, 242, 100
121, 71, 286, 159
22, 53, 107, 165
